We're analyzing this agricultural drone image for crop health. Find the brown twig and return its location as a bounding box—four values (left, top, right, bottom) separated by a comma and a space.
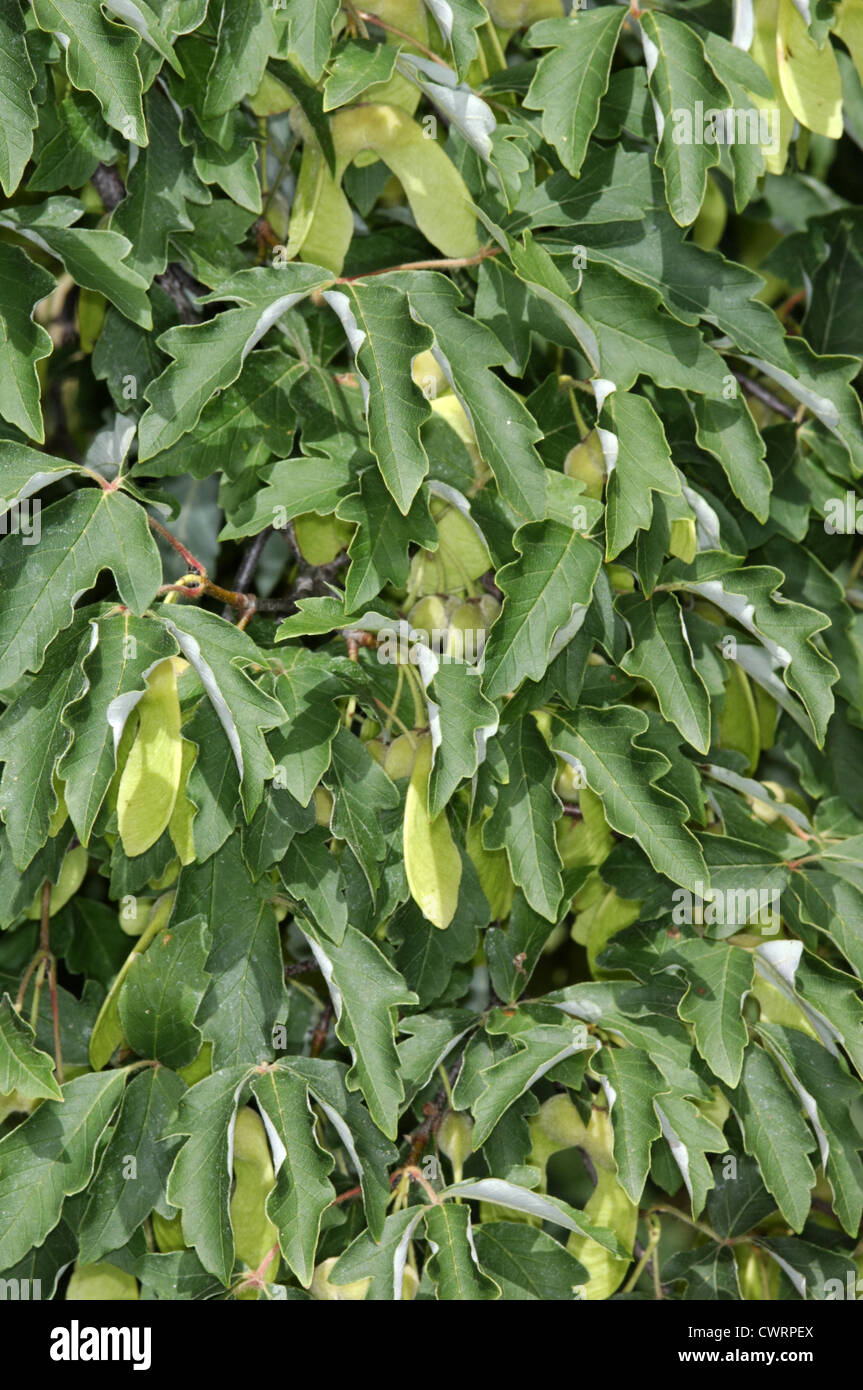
47, 955, 64, 1085
234, 528, 274, 593
333, 1183, 364, 1205
732, 371, 796, 421
91, 162, 125, 212
15, 948, 47, 1011
150, 519, 275, 613
580, 1146, 598, 1187
234, 1239, 281, 1296
157, 577, 314, 617
776, 288, 806, 323
480, 570, 503, 602
154, 264, 204, 325
91, 163, 204, 322
356, 9, 450, 66
334, 1171, 401, 1205
343, 628, 377, 660
405, 1050, 465, 1165
40, 881, 64, 1083
253, 594, 312, 613
199, 578, 254, 610
278, 520, 351, 612
338, 246, 500, 283
284, 958, 318, 979
310, 1002, 334, 1058
343, 1, 370, 39
148, 516, 207, 575
402, 1164, 443, 1204
407, 1102, 444, 1166
222, 528, 274, 620
150, 476, 352, 623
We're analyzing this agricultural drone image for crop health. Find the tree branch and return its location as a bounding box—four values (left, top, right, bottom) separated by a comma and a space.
234, 527, 274, 592
154, 263, 205, 325
733, 371, 796, 421
92, 163, 205, 323
284, 958, 318, 979
338, 246, 500, 284
222, 528, 274, 618
41, 880, 63, 1084
91, 161, 125, 212
310, 1002, 334, 1058
356, 9, 449, 66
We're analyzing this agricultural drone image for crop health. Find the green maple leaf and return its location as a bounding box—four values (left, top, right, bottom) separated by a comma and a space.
0, 1071, 126, 1270
138, 265, 334, 458
0, 0, 38, 197
157, 605, 288, 819
299, 922, 418, 1139
604, 390, 681, 559
0, 993, 62, 1101
725, 1045, 818, 1232
483, 720, 564, 923
525, 9, 625, 177
551, 705, 710, 894
482, 522, 601, 701
617, 592, 712, 754
0, 243, 54, 440
325, 281, 434, 514
0, 617, 91, 869
109, 87, 210, 284
639, 12, 732, 227
0, 488, 162, 692
251, 1068, 335, 1287
164, 1066, 253, 1284
32, 0, 148, 144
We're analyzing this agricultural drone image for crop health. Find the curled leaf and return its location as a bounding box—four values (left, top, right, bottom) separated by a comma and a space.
117, 659, 182, 857
403, 735, 462, 929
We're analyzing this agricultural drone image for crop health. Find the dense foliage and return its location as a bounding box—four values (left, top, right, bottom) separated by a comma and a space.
0, 0, 862, 1304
